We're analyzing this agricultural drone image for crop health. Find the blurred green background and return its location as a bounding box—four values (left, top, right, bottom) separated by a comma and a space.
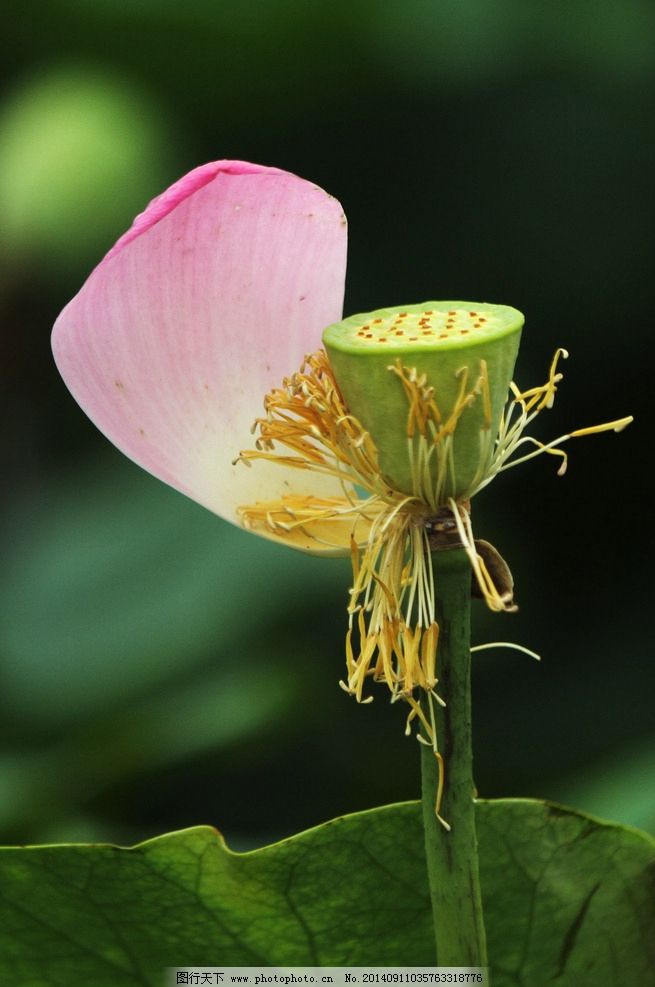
1, 0, 653, 848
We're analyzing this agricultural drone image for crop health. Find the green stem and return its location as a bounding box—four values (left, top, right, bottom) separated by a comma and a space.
420, 547, 488, 968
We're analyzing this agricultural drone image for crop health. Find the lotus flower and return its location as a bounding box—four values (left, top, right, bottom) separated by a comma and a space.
53, 161, 631, 804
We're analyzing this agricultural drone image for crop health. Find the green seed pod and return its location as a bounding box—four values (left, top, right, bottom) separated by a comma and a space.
322, 301, 523, 504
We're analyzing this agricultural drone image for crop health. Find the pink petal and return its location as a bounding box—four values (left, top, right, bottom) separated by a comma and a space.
52, 161, 348, 539
105, 160, 285, 262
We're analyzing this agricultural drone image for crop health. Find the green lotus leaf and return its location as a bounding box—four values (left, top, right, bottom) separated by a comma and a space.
0, 799, 652, 986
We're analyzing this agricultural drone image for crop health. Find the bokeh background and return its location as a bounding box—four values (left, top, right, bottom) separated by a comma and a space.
1, 0, 653, 848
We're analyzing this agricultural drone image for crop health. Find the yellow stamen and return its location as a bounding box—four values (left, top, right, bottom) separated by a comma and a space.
236, 345, 630, 827
473, 351, 632, 495
569, 416, 633, 438
448, 498, 516, 613
387, 358, 489, 510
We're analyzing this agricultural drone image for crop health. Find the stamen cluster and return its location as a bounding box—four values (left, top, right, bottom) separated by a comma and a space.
237, 345, 631, 823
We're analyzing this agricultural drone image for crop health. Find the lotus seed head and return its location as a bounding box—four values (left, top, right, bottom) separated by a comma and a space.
322, 301, 524, 502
